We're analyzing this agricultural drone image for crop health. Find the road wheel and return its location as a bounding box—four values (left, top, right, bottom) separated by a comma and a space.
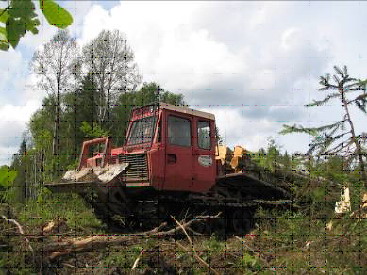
231, 209, 253, 235
191, 220, 207, 235
214, 216, 227, 239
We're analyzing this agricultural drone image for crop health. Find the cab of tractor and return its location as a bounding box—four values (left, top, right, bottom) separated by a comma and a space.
115, 103, 217, 192
48, 103, 217, 194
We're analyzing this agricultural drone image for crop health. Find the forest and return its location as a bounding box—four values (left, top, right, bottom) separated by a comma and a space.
1, 28, 367, 274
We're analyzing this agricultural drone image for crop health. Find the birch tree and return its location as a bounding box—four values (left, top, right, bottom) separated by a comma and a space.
82, 29, 141, 124
31, 29, 80, 156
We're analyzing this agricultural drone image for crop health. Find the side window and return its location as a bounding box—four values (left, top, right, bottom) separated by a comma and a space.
198, 121, 210, 150
168, 116, 191, 147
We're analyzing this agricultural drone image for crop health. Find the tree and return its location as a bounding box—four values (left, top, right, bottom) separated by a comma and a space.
10, 138, 27, 202
82, 29, 141, 125
280, 66, 367, 184
0, 166, 17, 203
0, 0, 73, 51
31, 29, 79, 156
62, 73, 100, 154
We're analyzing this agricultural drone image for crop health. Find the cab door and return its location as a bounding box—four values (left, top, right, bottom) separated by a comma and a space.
192, 119, 216, 192
164, 112, 193, 191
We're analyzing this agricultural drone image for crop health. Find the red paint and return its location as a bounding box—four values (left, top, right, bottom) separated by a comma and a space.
78, 137, 112, 169
78, 104, 217, 193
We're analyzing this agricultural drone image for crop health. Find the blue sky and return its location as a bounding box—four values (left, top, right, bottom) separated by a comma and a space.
0, 1, 366, 165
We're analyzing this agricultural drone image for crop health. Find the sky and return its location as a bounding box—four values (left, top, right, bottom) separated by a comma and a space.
1, 1, 367, 165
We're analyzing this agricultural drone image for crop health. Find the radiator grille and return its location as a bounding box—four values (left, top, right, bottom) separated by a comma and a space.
119, 154, 148, 181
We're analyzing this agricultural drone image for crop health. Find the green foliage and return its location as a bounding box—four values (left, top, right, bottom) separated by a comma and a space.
1, 0, 73, 51
0, 166, 17, 188
17, 31, 185, 189
239, 253, 261, 271
280, 121, 343, 138
202, 235, 225, 253
253, 207, 367, 273
280, 66, 367, 179
17, 29, 186, 187
39, 0, 73, 29
252, 139, 353, 216
6, 0, 40, 49
306, 92, 340, 107
80, 121, 109, 138
0, 10, 9, 50
0, 165, 18, 202
252, 138, 300, 172
254, 138, 281, 171
199, 235, 225, 264
18, 192, 102, 232
102, 245, 144, 269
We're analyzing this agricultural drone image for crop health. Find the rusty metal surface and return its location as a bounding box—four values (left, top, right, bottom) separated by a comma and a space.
44, 181, 99, 193
46, 163, 129, 193
61, 163, 129, 184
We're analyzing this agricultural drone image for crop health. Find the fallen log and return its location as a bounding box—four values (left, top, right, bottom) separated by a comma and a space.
42, 218, 67, 235
46, 214, 220, 260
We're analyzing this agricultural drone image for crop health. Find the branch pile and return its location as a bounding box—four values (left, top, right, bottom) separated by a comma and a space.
42, 214, 220, 262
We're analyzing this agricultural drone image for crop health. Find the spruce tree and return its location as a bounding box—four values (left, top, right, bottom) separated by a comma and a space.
280, 66, 367, 184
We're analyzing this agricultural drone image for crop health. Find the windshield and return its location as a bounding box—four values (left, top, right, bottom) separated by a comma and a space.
126, 116, 157, 145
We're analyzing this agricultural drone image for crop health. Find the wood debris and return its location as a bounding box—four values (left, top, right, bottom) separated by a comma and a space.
45, 214, 219, 261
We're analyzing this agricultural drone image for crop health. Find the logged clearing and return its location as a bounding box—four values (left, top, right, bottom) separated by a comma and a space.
1, 191, 367, 274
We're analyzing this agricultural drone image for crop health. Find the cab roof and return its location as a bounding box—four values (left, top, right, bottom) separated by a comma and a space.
159, 103, 215, 120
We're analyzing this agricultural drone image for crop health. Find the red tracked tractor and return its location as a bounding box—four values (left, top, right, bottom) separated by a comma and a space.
46, 103, 293, 234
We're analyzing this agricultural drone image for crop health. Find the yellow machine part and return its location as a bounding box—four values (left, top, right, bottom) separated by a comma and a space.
230, 146, 246, 172
216, 145, 247, 173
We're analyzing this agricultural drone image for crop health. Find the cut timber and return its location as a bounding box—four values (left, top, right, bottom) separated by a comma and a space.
335, 186, 351, 214
42, 218, 67, 235
215, 145, 233, 165
362, 193, 367, 209
230, 146, 246, 172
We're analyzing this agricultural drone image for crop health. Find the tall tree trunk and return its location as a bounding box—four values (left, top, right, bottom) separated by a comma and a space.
52, 104, 58, 156
341, 88, 367, 186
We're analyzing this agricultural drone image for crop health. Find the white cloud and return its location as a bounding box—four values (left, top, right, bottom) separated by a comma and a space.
0, 50, 24, 102
2, 1, 367, 165
0, 146, 19, 166
76, 1, 334, 152
0, 101, 40, 122
0, 101, 40, 165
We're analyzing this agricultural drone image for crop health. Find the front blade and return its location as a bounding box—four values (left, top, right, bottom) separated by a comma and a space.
45, 163, 129, 193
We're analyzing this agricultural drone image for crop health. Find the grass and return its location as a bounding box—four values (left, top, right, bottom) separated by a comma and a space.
2, 188, 367, 274
0, 191, 105, 274
246, 207, 367, 274
102, 245, 144, 269
15, 191, 103, 234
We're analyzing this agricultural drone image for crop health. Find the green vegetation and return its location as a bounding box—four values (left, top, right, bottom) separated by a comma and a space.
0, 166, 17, 202
13, 29, 185, 194
17, 192, 102, 232
0, 29, 185, 273
281, 65, 367, 184
0, 0, 73, 50
2, 23, 367, 273
2, 138, 367, 273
